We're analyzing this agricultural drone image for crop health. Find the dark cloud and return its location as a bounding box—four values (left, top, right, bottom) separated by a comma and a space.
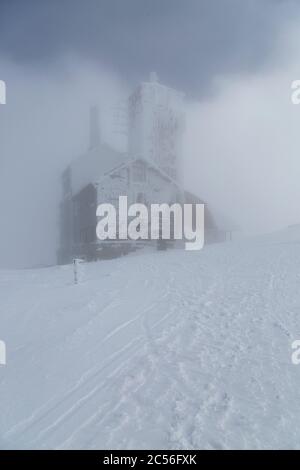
0, 0, 298, 95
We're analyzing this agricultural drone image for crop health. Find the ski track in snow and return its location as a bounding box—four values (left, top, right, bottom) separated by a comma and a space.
1, 237, 300, 449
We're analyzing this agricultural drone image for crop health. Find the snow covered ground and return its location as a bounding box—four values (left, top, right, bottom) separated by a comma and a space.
1, 230, 300, 449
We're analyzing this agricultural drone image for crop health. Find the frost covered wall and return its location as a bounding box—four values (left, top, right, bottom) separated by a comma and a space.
128, 75, 185, 183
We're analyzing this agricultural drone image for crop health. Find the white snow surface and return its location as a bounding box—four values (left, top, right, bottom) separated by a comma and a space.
1, 233, 300, 449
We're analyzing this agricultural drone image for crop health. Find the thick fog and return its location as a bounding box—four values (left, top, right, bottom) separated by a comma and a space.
185, 17, 300, 235
0, 60, 129, 267
1, 1, 300, 267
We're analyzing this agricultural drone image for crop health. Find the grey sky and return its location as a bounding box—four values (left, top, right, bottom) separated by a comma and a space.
0, 0, 297, 96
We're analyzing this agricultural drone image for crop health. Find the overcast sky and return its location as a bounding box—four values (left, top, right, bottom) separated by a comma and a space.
0, 0, 297, 95
0, 0, 300, 267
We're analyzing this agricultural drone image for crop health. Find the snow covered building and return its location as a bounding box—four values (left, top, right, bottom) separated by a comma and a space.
57, 74, 224, 264
128, 71, 184, 182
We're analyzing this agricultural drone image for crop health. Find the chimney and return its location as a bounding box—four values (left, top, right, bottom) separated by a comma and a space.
89, 105, 101, 150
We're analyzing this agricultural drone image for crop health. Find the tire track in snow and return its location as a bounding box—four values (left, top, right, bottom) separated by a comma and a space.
9, 273, 177, 448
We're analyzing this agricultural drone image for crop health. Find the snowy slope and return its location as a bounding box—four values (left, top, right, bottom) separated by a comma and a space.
1, 236, 300, 450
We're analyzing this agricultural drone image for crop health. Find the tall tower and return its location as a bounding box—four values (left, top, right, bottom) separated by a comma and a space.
128, 73, 185, 182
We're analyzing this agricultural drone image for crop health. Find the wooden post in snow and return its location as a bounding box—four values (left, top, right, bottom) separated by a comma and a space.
73, 258, 84, 284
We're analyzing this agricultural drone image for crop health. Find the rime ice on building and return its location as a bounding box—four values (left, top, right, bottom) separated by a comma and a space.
128, 72, 185, 182
57, 74, 224, 264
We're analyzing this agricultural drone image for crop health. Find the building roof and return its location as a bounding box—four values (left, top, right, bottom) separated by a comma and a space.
70, 143, 126, 195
